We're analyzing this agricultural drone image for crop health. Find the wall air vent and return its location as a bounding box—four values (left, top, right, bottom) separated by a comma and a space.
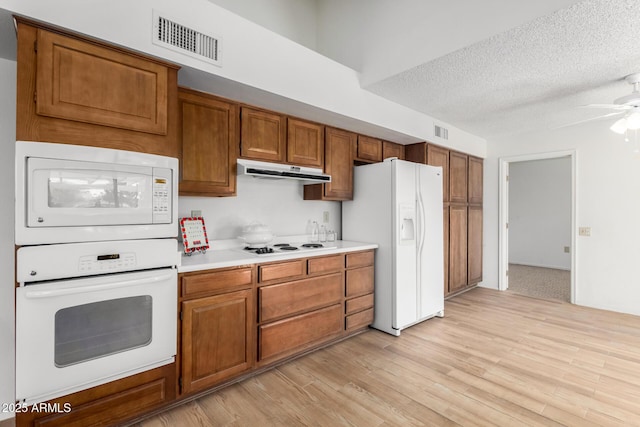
152, 11, 222, 67
434, 125, 449, 140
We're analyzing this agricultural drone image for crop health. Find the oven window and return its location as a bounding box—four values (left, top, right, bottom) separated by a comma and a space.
54, 296, 152, 367
47, 170, 144, 209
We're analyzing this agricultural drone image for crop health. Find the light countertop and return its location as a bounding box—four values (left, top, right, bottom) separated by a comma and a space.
178, 239, 378, 273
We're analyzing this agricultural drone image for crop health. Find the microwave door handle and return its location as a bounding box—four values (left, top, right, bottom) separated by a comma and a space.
23, 273, 174, 299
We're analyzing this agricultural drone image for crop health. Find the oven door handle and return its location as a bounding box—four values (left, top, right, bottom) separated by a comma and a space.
23, 273, 174, 299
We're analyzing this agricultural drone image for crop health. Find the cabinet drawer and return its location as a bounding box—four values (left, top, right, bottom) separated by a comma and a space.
259, 304, 343, 361
357, 136, 382, 162
346, 251, 374, 268
260, 273, 343, 322
259, 259, 306, 283
346, 266, 374, 298
307, 254, 344, 275
346, 308, 374, 331
345, 293, 374, 315
181, 267, 253, 298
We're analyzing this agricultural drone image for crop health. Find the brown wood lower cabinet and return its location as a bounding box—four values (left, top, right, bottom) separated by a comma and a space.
180, 289, 254, 394
449, 205, 468, 294
344, 251, 375, 332
16, 364, 176, 427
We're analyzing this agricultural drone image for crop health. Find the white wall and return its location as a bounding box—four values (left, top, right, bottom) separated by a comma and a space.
0, 0, 486, 157
484, 121, 640, 316
508, 157, 571, 270
207, 0, 318, 50
0, 58, 16, 422
180, 177, 340, 241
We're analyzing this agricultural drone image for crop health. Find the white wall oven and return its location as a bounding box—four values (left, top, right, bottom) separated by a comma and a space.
15, 239, 177, 405
15, 141, 178, 245
14, 142, 180, 406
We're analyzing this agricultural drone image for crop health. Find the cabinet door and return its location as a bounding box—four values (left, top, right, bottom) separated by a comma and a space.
449, 205, 468, 294
468, 156, 484, 205
382, 141, 404, 160
449, 151, 468, 204
357, 135, 382, 162
443, 204, 450, 296
287, 118, 324, 167
35, 28, 169, 135
427, 145, 450, 203
240, 108, 286, 162
179, 88, 238, 196
181, 289, 253, 394
304, 127, 356, 201
404, 142, 427, 164
468, 206, 483, 285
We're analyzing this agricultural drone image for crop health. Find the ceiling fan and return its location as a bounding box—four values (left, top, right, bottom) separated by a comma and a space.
582, 72, 640, 134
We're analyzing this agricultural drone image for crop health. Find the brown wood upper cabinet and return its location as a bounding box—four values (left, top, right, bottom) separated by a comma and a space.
449, 151, 468, 204
178, 88, 238, 197
382, 141, 405, 160
287, 118, 324, 167
16, 18, 180, 157
304, 127, 356, 201
356, 135, 383, 162
468, 156, 483, 205
427, 144, 450, 202
240, 107, 286, 162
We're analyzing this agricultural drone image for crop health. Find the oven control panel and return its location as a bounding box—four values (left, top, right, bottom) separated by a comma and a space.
79, 253, 136, 273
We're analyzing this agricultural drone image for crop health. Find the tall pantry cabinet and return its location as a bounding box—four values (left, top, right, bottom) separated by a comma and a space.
405, 143, 483, 297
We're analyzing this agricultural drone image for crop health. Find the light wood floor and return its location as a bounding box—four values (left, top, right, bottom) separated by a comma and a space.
135, 288, 640, 426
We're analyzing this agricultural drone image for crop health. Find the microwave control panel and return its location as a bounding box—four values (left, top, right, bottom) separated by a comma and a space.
78, 253, 136, 273
152, 170, 171, 224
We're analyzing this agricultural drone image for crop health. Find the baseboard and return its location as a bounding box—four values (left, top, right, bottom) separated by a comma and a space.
0, 416, 16, 427
509, 262, 570, 271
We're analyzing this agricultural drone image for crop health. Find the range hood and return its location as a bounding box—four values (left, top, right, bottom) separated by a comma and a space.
237, 159, 331, 183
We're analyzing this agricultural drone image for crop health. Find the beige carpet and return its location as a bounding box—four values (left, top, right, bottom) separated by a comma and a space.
507, 264, 571, 302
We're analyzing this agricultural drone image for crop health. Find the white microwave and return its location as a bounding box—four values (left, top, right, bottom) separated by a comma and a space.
15, 141, 179, 245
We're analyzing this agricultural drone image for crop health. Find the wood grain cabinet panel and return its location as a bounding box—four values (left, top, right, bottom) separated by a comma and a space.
287, 118, 324, 167
307, 254, 344, 275
449, 151, 468, 204
468, 205, 483, 285
404, 142, 427, 164
178, 88, 238, 196
259, 273, 343, 322
443, 204, 450, 296
468, 156, 483, 205
181, 266, 252, 299
181, 289, 253, 394
35, 29, 169, 135
259, 259, 306, 283
304, 127, 356, 201
345, 266, 374, 297
427, 144, 450, 203
382, 141, 404, 160
259, 304, 343, 361
346, 308, 374, 332
345, 293, 374, 315
357, 135, 383, 162
240, 107, 286, 162
449, 205, 468, 293
346, 251, 374, 268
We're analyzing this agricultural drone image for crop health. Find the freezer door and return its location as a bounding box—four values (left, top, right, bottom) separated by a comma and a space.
392, 161, 418, 329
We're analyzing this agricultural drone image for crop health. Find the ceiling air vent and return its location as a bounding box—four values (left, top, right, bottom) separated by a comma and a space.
434, 125, 449, 140
152, 11, 222, 67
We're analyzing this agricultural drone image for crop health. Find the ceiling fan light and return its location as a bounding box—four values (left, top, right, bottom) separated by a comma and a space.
626, 112, 640, 130
610, 118, 627, 134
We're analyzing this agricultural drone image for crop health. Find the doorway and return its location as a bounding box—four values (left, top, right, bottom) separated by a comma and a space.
498, 150, 576, 303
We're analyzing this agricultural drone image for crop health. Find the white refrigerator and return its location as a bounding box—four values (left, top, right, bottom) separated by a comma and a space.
342, 158, 444, 336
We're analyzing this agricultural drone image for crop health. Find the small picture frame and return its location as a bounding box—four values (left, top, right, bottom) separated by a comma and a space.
180, 217, 210, 255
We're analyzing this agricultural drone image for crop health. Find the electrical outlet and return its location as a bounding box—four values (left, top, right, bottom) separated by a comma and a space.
323, 211, 330, 223
190, 210, 202, 218
579, 227, 591, 237
564, 246, 570, 253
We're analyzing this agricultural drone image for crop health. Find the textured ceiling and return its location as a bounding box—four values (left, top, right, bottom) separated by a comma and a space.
365, 0, 640, 140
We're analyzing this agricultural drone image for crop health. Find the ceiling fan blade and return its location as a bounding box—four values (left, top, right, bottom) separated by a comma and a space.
580, 104, 633, 110
552, 111, 625, 130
